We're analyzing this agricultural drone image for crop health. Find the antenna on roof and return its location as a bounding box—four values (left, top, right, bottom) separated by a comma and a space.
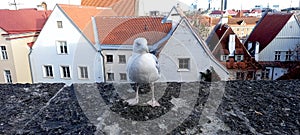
8, 0, 22, 10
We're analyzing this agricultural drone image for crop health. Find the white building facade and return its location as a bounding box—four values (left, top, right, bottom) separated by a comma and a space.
30, 5, 104, 84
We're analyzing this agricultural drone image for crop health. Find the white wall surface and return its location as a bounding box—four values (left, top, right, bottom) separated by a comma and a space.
158, 19, 228, 82
30, 5, 103, 84
259, 15, 300, 62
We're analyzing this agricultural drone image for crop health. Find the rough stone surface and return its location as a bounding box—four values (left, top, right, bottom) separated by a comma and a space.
0, 80, 299, 134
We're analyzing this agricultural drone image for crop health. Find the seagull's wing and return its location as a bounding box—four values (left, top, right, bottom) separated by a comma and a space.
151, 54, 160, 74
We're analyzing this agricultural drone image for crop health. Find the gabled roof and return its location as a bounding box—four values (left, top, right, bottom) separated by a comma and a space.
244, 12, 294, 52
81, 0, 136, 16
59, 4, 117, 31
0, 9, 51, 34
206, 24, 227, 51
211, 24, 251, 57
94, 16, 172, 45
207, 24, 260, 70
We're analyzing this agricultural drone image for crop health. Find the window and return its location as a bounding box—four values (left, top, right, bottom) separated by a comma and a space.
220, 55, 229, 61
43, 65, 53, 78
275, 51, 281, 61
120, 73, 127, 81
1, 46, 8, 60
178, 58, 190, 70
261, 69, 270, 80
56, 41, 68, 54
119, 55, 126, 64
107, 73, 114, 81
78, 66, 88, 79
235, 55, 244, 62
60, 66, 71, 79
150, 11, 160, 16
106, 55, 113, 63
285, 51, 292, 61
4, 70, 12, 83
236, 72, 245, 80
57, 21, 63, 28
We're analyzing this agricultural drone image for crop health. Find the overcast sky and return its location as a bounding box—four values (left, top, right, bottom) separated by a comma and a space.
0, 0, 299, 10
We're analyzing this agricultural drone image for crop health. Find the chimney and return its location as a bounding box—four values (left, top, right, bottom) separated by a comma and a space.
224, 0, 227, 10
255, 42, 260, 61
247, 42, 252, 51
228, 34, 236, 56
91, 17, 101, 51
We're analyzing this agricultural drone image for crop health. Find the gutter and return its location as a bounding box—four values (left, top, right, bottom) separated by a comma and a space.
92, 17, 106, 83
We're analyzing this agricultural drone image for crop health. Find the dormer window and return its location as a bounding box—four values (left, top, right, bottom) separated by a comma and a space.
220, 55, 229, 61
235, 55, 244, 62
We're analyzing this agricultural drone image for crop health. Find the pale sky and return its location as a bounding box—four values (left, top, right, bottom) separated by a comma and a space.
0, 0, 299, 10
179, 0, 300, 10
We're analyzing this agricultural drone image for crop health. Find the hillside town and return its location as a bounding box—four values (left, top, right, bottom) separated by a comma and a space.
1, 0, 300, 84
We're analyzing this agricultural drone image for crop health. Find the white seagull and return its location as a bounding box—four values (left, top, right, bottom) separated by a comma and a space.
126, 37, 161, 107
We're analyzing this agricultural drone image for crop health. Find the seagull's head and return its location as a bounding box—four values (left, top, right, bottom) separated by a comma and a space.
133, 37, 149, 54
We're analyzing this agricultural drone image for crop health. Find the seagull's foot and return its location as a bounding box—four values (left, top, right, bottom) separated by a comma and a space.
147, 99, 160, 107
126, 98, 139, 106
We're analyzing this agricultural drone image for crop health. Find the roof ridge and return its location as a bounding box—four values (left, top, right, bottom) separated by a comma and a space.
58, 4, 112, 10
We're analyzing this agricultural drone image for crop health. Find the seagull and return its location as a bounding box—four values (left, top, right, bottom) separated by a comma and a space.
126, 37, 161, 107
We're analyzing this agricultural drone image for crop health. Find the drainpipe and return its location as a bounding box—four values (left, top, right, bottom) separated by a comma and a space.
92, 16, 106, 82
27, 42, 34, 84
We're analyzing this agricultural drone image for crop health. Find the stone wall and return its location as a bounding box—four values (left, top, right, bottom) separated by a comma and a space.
0, 80, 299, 134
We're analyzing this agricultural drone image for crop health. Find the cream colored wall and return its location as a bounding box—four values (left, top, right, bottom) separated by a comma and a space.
6, 32, 36, 83
0, 29, 17, 83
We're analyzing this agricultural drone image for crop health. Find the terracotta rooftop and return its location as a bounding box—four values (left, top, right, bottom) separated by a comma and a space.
228, 17, 260, 25
94, 16, 172, 45
59, 4, 117, 31
244, 13, 294, 53
81, 0, 135, 16
0, 9, 51, 34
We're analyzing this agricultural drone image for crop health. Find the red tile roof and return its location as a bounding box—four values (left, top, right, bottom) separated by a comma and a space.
59, 4, 117, 32
228, 17, 260, 25
244, 13, 293, 53
81, 0, 136, 16
0, 9, 51, 34
94, 16, 172, 45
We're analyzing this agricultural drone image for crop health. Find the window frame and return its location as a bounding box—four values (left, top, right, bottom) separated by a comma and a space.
178, 58, 190, 71
43, 65, 54, 78
236, 71, 245, 80
118, 55, 126, 64
119, 73, 127, 81
261, 69, 270, 80
106, 55, 113, 63
4, 70, 12, 83
56, 41, 68, 55
274, 51, 281, 61
57, 21, 63, 28
220, 55, 229, 61
60, 65, 71, 79
0, 46, 8, 60
285, 51, 292, 61
78, 66, 89, 79
235, 55, 244, 62
107, 72, 114, 81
